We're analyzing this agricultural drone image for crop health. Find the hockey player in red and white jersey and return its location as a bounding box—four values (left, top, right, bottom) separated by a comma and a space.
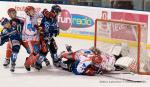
58, 46, 116, 76
22, 6, 48, 71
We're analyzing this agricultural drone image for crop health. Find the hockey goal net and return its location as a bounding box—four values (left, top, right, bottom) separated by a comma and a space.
94, 19, 150, 75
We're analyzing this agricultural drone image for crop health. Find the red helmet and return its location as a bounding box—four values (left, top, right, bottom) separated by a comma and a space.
92, 55, 102, 64
25, 6, 35, 13
7, 8, 16, 14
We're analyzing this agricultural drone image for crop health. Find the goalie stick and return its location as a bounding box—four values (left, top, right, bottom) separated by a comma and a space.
107, 72, 133, 75
97, 69, 144, 82
101, 73, 145, 83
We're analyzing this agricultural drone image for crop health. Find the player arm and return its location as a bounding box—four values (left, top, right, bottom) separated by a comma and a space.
75, 61, 91, 75
0, 29, 9, 45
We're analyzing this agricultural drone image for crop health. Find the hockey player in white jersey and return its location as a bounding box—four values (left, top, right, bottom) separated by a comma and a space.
22, 6, 48, 71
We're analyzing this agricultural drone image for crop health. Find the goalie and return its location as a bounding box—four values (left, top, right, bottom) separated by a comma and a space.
57, 46, 116, 76
57, 43, 139, 76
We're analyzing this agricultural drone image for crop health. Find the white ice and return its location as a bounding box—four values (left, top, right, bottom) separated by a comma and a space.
0, 37, 150, 87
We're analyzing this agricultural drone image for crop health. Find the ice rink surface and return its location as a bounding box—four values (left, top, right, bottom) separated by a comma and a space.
0, 37, 150, 87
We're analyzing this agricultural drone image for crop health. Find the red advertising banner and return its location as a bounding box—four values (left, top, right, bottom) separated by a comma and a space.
111, 12, 148, 42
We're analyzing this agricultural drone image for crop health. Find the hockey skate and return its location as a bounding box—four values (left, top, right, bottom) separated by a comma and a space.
52, 56, 61, 68
10, 62, 16, 72
44, 58, 50, 66
3, 59, 10, 67
34, 62, 42, 70
65, 44, 72, 52
25, 65, 31, 71
24, 57, 31, 71
53, 59, 61, 67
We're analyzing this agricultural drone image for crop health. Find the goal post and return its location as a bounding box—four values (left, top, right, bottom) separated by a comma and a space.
94, 19, 150, 75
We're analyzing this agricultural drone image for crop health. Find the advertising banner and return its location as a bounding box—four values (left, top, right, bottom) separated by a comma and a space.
0, 1, 150, 44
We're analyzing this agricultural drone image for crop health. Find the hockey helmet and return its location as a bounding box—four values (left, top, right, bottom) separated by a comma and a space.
7, 8, 16, 14
25, 6, 35, 13
51, 4, 61, 14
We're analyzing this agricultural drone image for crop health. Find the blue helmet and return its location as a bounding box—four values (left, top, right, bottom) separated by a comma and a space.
1, 18, 9, 26
51, 4, 61, 14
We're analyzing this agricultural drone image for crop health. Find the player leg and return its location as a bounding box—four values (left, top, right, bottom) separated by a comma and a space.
10, 40, 20, 72
3, 42, 12, 66
0, 35, 10, 66
23, 41, 40, 71
34, 36, 50, 70
40, 36, 50, 66
48, 38, 59, 66
59, 51, 76, 71
34, 50, 48, 70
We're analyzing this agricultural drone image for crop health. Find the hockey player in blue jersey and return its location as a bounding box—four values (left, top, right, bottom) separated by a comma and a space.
35, 5, 61, 70
3, 8, 24, 67
0, 18, 21, 72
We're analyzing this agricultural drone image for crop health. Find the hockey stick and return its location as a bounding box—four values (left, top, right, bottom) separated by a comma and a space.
102, 74, 145, 83
107, 72, 133, 74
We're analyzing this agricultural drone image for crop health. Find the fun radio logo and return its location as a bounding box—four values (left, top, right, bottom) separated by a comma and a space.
58, 9, 94, 31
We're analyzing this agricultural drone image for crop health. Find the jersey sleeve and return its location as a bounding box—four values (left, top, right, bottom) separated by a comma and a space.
1, 29, 8, 35
75, 55, 92, 74
76, 60, 91, 74
0, 29, 9, 45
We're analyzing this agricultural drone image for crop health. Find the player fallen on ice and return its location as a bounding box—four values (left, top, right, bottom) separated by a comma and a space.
23, 6, 48, 71
0, 18, 21, 72
3, 8, 24, 67
57, 46, 116, 76
34, 4, 62, 70
57, 44, 140, 75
